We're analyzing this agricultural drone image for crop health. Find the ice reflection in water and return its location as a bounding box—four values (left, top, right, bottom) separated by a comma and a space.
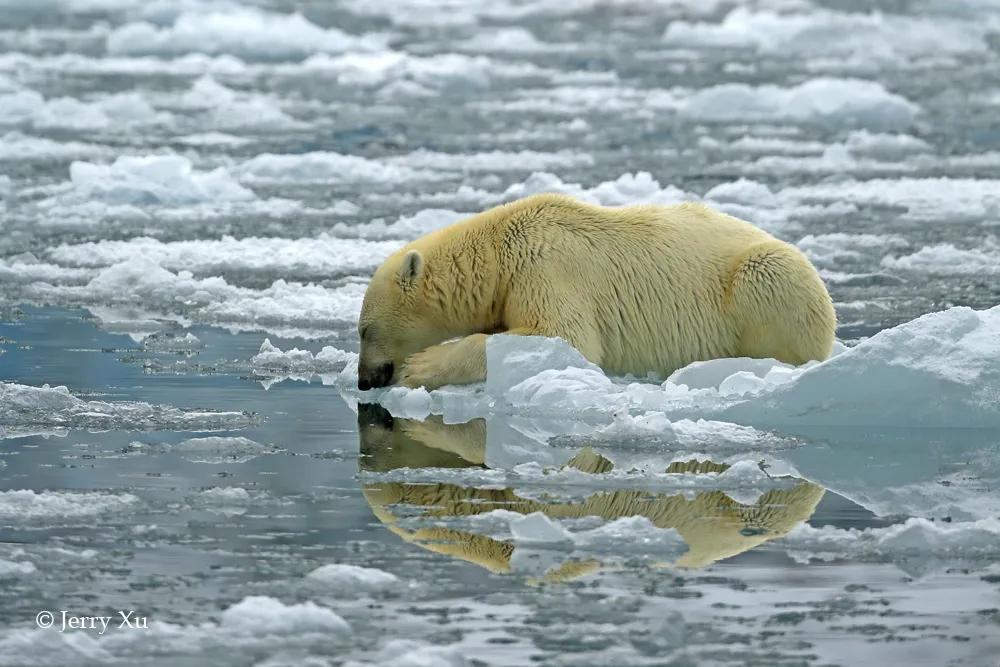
358, 405, 825, 575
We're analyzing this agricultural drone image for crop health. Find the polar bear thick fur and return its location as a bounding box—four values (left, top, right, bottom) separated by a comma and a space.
358, 193, 835, 390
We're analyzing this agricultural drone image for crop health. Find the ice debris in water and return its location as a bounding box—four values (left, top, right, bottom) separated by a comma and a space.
0, 381, 260, 433
107, 8, 380, 60
0, 559, 36, 577
49, 235, 401, 280
218, 596, 350, 635
663, 7, 989, 61
503, 513, 688, 560
0, 489, 139, 521
251, 339, 357, 378
30, 256, 368, 335
508, 512, 573, 544
678, 78, 919, 129
62, 155, 255, 206
188, 487, 253, 515
329, 208, 467, 240
777, 517, 1000, 575
0, 89, 168, 130
305, 563, 399, 595
125, 436, 280, 464
500, 171, 691, 207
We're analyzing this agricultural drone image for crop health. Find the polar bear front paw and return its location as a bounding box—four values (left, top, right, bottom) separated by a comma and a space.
399, 346, 448, 389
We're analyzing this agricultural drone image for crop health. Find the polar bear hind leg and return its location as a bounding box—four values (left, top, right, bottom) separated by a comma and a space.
728, 240, 836, 365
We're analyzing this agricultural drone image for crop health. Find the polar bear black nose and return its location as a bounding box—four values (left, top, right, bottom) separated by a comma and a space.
358, 362, 394, 390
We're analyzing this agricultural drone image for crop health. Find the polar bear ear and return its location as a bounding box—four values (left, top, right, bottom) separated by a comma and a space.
397, 250, 424, 287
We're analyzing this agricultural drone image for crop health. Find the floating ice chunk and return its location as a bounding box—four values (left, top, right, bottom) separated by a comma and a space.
298, 51, 522, 91
49, 234, 401, 279
306, 563, 399, 594
178, 76, 299, 129
779, 517, 1000, 574
486, 334, 601, 397
360, 640, 468, 667
141, 332, 202, 352
664, 8, 987, 61
0, 559, 36, 577
0, 132, 111, 161
386, 149, 593, 173
330, 209, 467, 240
570, 516, 687, 557
796, 232, 909, 268
779, 177, 1000, 223
457, 27, 562, 53
236, 151, 441, 185
108, 9, 378, 60
843, 130, 932, 157
679, 78, 919, 128
252, 339, 356, 375
509, 512, 573, 543
219, 596, 350, 635
0, 254, 95, 285
200, 279, 367, 332
0, 89, 166, 130
378, 387, 433, 420
0, 381, 260, 433
501, 171, 691, 207
32, 257, 367, 333
189, 487, 253, 515
127, 436, 279, 464
67, 155, 254, 206
667, 357, 792, 391
0, 489, 138, 521
703, 178, 777, 208
724, 305, 1000, 428
881, 243, 1000, 276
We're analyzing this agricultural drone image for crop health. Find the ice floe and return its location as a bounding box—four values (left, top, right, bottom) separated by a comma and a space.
500, 171, 690, 207
48, 235, 401, 280
107, 8, 380, 61
235, 151, 442, 185
330, 209, 467, 240
678, 78, 919, 128
252, 339, 356, 377
0, 381, 260, 435
0, 89, 169, 130
0, 489, 139, 521
780, 177, 1000, 224
306, 563, 399, 595
173, 76, 301, 130
778, 517, 1000, 574
124, 436, 280, 464
20, 255, 368, 336
882, 242, 1000, 276
296, 51, 542, 94
664, 8, 988, 63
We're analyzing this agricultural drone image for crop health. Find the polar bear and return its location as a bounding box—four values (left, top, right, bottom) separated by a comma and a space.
358, 193, 835, 390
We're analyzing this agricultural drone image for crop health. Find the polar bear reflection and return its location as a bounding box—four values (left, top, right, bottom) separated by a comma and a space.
358, 405, 823, 578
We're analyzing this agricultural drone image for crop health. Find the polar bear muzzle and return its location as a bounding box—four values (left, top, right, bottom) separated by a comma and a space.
358, 361, 394, 390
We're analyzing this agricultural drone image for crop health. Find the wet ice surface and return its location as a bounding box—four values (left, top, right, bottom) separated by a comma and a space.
2, 0, 1000, 664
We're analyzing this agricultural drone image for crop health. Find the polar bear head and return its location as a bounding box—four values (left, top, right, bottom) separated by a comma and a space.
357, 249, 440, 389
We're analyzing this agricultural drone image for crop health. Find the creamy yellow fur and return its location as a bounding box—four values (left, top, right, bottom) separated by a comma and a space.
358, 193, 836, 389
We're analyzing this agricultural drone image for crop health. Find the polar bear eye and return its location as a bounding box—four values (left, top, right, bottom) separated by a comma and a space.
360, 325, 372, 341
